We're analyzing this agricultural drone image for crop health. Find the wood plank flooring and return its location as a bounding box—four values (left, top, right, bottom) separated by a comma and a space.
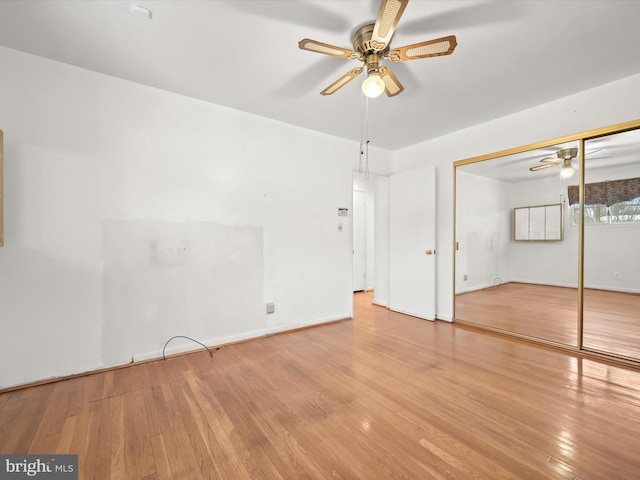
455, 282, 580, 345
2, 291, 640, 479
584, 288, 640, 358
455, 282, 640, 359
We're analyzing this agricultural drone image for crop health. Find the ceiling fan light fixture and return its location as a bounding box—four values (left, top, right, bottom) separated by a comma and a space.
560, 158, 574, 177
560, 166, 574, 178
362, 72, 385, 98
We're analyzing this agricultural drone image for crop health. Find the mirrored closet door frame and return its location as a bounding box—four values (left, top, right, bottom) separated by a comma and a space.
453, 119, 640, 366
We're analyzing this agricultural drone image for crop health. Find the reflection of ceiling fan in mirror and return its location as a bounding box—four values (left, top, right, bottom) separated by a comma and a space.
529, 148, 578, 177
298, 0, 457, 98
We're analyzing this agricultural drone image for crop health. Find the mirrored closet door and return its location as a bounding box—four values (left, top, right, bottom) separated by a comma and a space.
581, 128, 640, 360
454, 120, 640, 363
455, 142, 579, 347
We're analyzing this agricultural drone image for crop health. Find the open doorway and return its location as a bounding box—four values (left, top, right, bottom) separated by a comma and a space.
352, 175, 379, 297
353, 190, 366, 292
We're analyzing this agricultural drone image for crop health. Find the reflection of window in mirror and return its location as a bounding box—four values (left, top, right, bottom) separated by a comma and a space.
574, 128, 640, 226
568, 178, 640, 225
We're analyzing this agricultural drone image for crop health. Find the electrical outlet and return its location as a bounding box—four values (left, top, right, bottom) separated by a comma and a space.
614, 272, 621, 280
266, 302, 275, 314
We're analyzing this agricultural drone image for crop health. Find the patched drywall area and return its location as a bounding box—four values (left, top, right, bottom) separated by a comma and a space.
455, 171, 511, 294
101, 220, 264, 364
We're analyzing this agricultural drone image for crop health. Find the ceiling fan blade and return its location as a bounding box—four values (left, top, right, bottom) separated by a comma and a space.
389, 35, 457, 62
298, 39, 362, 60
371, 0, 409, 51
530, 163, 557, 172
539, 156, 561, 164
585, 148, 603, 156
320, 67, 363, 95
378, 66, 404, 97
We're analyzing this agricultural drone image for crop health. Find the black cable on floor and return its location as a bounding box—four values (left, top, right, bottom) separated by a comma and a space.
162, 335, 217, 361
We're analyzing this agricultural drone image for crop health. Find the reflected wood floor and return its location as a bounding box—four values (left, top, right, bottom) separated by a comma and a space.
455, 282, 640, 359
2, 291, 640, 479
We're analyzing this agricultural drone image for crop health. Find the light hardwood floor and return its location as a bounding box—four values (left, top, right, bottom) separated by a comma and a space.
455, 282, 640, 359
2, 291, 640, 479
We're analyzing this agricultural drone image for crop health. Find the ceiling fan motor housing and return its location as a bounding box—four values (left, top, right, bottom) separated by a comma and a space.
558, 147, 578, 160
353, 24, 388, 56
353, 24, 388, 76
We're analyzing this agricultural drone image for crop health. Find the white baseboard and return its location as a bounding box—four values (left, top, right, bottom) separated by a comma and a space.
132, 313, 351, 362
373, 297, 388, 307
584, 284, 640, 294
510, 278, 576, 289
485, 279, 639, 294
389, 307, 435, 321
266, 313, 351, 334
456, 281, 504, 294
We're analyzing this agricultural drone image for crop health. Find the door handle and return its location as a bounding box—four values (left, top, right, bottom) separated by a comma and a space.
425, 249, 435, 255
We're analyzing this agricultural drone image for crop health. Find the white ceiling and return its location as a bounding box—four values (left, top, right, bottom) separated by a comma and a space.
1, 0, 640, 151
459, 128, 640, 183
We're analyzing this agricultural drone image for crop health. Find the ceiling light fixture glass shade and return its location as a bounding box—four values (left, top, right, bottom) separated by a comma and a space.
560, 158, 574, 177
362, 72, 385, 98
560, 166, 574, 177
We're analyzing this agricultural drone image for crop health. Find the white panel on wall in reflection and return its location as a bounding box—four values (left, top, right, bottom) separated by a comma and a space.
513, 204, 563, 241
529, 206, 546, 240
514, 208, 529, 241
545, 204, 562, 239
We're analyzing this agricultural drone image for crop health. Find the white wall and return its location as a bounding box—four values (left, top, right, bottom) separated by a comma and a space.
395, 72, 640, 320
455, 171, 511, 293
0, 46, 360, 388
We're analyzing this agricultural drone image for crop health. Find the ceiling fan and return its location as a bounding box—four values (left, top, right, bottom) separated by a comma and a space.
298, 0, 457, 98
530, 148, 579, 177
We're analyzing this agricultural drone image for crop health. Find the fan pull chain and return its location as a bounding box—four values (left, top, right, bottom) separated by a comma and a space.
359, 86, 370, 178
359, 88, 365, 175
560, 176, 568, 212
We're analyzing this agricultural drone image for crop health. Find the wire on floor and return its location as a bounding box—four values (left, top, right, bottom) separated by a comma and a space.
162, 335, 218, 361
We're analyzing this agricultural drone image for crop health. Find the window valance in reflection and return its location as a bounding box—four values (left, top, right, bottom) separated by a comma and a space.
567, 176, 640, 206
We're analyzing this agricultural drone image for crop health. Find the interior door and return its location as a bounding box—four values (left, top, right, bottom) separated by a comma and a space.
353, 190, 366, 292
389, 166, 437, 319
